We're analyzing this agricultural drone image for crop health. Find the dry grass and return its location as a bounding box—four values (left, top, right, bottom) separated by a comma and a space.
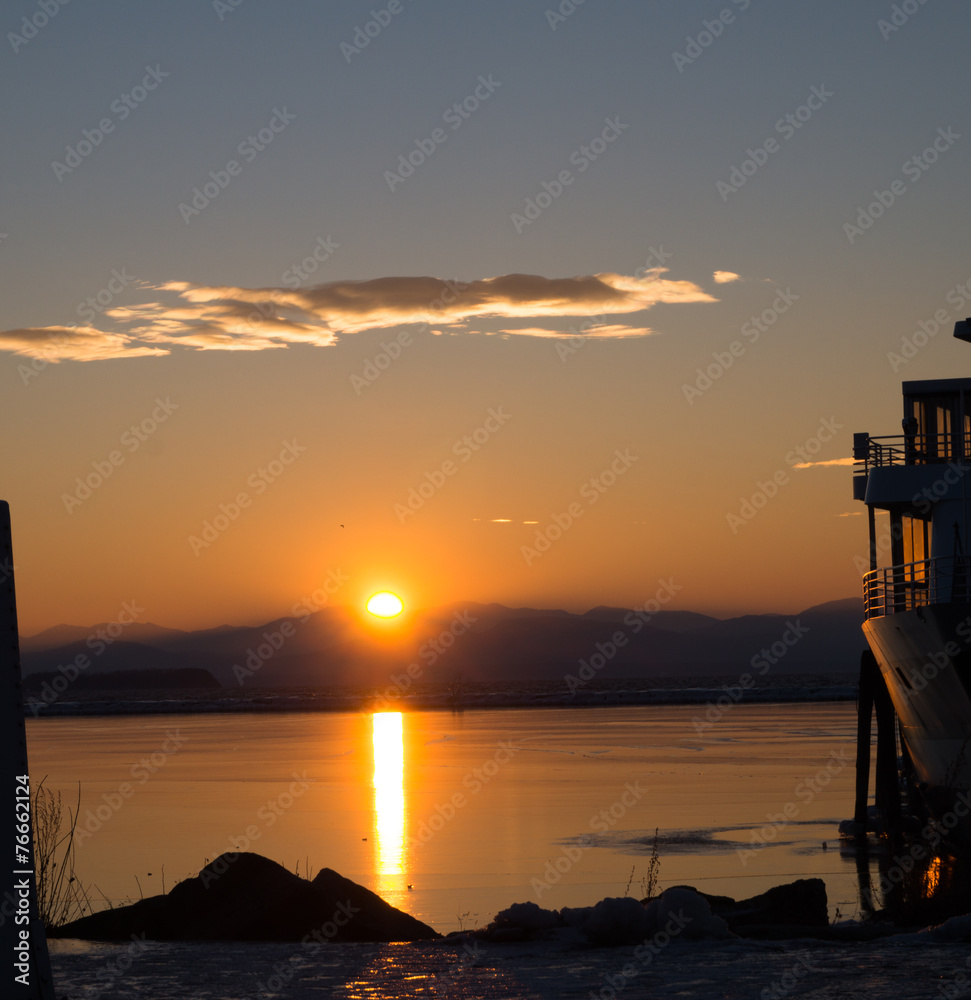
33, 778, 92, 932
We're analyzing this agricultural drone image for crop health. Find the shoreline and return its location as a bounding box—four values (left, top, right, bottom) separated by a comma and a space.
24, 675, 858, 718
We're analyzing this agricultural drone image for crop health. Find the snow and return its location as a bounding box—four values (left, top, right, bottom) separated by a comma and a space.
48, 934, 971, 999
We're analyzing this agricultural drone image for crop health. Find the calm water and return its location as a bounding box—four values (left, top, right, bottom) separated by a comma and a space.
28, 703, 866, 933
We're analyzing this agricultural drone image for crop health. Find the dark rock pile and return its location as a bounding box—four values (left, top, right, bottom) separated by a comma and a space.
56, 852, 439, 943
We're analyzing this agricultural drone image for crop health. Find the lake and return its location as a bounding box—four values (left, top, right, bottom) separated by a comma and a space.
27, 702, 867, 933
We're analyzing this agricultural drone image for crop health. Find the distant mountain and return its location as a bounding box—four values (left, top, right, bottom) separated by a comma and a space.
20, 621, 189, 653
20, 598, 866, 690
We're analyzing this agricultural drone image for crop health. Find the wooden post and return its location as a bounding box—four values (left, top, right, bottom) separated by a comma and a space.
853, 649, 875, 829
1, 502, 55, 999
873, 657, 902, 834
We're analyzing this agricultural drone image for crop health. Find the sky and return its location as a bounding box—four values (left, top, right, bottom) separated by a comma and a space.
2, 0, 970, 635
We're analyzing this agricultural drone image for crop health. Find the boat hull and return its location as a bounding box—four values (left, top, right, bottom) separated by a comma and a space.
863, 603, 971, 827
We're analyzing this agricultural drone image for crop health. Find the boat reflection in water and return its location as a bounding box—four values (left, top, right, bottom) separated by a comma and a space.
843, 836, 971, 926
372, 712, 406, 898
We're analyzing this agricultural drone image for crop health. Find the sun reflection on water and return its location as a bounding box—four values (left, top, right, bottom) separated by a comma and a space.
372, 711, 406, 896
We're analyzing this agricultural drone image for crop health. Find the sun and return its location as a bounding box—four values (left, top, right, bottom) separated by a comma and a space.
366, 591, 404, 618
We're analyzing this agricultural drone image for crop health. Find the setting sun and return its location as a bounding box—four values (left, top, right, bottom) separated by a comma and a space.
366, 591, 404, 618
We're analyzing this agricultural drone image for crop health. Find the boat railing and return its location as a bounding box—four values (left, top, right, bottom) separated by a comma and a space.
854, 432, 969, 473
863, 555, 971, 619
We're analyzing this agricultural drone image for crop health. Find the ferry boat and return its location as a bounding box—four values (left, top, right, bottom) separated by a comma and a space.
852, 320, 971, 833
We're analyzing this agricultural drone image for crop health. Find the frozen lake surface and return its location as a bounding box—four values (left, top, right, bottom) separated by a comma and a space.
31, 702, 968, 997
27, 703, 870, 931
49, 934, 971, 999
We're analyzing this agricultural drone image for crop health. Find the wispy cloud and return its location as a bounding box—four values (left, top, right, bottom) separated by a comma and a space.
792, 457, 855, 469
713, 270, 741, 284
1, 269, 720, 362
0, 326, 167, 362
496, 323, 650, 339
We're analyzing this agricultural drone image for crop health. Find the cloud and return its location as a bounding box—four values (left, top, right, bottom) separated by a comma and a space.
792, 457, 855, 469
0, 326, 168, 362
496, 324, 650, 339
713, 271, 741, 284
0, 269, 720, 361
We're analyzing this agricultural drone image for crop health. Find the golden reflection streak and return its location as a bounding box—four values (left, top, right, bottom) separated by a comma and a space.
372, 712, 405, 896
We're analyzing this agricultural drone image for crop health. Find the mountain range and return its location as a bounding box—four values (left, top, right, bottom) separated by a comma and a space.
20, 598, 867, 691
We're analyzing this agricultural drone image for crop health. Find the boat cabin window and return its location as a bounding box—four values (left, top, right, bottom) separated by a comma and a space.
900, 514, 930, 566
904, 387, 971, 461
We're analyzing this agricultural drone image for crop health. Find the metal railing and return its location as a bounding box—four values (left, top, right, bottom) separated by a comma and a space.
855, 432, 970, 472
863, 556, 971, 619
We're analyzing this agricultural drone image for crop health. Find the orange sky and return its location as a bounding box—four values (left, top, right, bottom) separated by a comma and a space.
2, 3, 968, 634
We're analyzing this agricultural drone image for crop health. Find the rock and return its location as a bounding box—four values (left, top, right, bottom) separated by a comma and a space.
55, 852, 439, 943
581, 896, 654, 946
491, 901, 560, 933
644, 887, 733, 940
919, 913, 971, 941
674, 878, 829, 937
